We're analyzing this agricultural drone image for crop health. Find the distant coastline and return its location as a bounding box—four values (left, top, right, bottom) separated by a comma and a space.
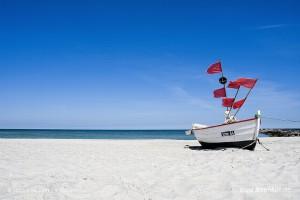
260, 128, 300, 137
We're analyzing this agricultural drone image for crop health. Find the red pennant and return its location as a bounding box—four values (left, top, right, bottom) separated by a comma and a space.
236, 78, 257, 89
222, 98, 234, 107
228, 81, 240, 89
233, 98, 246, 109
207, 61, 222, 74
213, 87, 226, 98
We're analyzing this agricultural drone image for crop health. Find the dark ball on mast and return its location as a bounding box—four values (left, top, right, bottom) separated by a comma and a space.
219, 76, 227, 85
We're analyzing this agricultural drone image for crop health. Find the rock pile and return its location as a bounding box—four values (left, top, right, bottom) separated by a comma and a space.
260, 129, 300, 137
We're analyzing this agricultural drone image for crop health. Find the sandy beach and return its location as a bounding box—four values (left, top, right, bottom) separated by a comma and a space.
0, 137, 299, 200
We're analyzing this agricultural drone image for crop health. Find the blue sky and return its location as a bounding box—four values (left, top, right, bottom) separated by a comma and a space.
0, 0, 299, 129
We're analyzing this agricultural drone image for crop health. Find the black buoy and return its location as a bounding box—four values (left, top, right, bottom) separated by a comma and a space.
219, 76, 227, 85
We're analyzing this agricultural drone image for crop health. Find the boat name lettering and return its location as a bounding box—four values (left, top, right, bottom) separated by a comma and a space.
221, 131, 235, 136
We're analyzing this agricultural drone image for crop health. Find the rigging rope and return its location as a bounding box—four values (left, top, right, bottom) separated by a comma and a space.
257, 138, 270, 151
261, 116, 300, 123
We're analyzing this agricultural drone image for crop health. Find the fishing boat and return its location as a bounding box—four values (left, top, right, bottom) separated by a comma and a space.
186, 61, 261, 150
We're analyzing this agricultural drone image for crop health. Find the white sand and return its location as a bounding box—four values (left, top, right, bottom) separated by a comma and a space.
0, 137, 299, 200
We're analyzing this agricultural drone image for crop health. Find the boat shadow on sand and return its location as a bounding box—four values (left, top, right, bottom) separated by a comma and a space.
184, 145, 256, 151
185, 138, 270, 151
184, 145, 229, 151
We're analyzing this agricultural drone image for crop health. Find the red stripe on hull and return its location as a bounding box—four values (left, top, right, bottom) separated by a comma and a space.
193, 117, 257, 130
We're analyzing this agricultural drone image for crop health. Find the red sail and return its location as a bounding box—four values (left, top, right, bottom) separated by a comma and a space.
213, 87, 226, 98
228, 81, 240, 89
236, 78, 257, 89
207, 61, 222, 74
233, 98, 246, 109
222, 98, 234, 107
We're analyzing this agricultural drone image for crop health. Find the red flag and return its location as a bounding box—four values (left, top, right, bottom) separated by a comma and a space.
222, 98, 234, 107
207, 61, 222, 74
228, 81, 240, 89
236, 78, 257, 89
233, 98, 246, 109
213, 87, 226, 98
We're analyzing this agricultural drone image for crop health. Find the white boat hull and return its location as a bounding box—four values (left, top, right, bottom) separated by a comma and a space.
191, 117, 260, 150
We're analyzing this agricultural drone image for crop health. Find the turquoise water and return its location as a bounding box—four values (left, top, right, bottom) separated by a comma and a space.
0, 129, 268, 139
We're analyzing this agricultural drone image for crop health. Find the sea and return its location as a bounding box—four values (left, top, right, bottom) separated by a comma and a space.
0, 129, 268, 139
